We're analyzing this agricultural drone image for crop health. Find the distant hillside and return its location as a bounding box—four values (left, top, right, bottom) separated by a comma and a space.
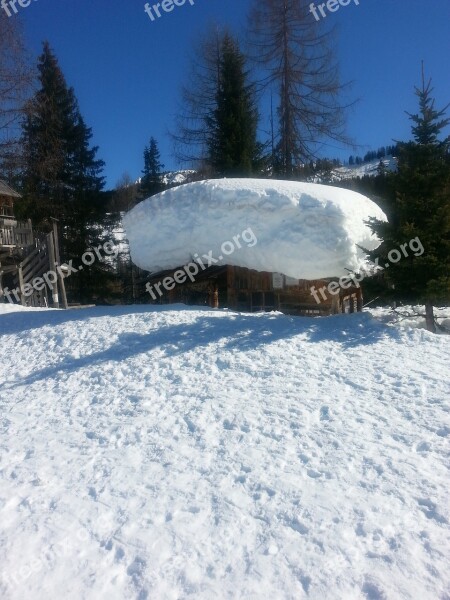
161, 169, 197, 186
332, 155, 397, 181
157, 156, 397, 188
310, 155, 397, 184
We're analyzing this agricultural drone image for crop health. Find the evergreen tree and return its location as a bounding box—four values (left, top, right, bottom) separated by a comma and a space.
367, 75, 450, 332
141, 136, 164, 198
20, 42, 108, 303
173, 28, 262, 176
377, 159, 387, 177
314, 158, 334, 183
206, 34, 261, 176
21, 42, 105, 225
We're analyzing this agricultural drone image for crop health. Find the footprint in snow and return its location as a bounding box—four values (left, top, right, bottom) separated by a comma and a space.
417, 498, 448, 524
307, 469, 322, 479
298, 453, 309, 464
115, 546, 125, 561
362, 578, 387, 599
320, 406, 331, 421
416, 441, 431, 453
126, 556, 147, 587
288, 519, 309, 535
436, 425, 450, 437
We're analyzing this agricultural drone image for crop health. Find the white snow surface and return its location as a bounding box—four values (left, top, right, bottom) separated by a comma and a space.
0, 303, 449, 600
123, 179, 386, 279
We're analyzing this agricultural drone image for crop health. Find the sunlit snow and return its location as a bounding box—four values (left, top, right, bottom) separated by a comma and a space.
1, 304, 449, 599
123, 178, 387, 279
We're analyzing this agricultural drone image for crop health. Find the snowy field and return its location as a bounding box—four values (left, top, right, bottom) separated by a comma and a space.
0, 304, 449, 600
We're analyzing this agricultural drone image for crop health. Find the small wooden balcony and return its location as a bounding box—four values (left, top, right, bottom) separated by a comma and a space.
0, 217, 34, 251
0, 181, 33, 253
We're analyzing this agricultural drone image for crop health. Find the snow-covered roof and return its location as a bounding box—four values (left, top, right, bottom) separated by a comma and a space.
123, 178, 387, 280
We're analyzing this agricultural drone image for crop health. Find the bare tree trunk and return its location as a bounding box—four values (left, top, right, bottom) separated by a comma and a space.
0, 13, 34, 179
248, 0, 354, 175
171, 26, 224, 167
425, 302, 436, 333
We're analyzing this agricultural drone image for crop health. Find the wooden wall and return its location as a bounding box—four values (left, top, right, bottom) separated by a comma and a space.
226, 265, 338, 315
144, 264, 358, 316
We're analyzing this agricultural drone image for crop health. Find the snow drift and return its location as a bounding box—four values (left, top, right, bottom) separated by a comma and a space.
123, 178, 387, 279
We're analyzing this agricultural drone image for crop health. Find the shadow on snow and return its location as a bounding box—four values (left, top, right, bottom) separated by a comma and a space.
0, 304, 402, 392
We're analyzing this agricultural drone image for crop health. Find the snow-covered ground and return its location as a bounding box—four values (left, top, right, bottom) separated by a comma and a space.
0, 304, 449, 600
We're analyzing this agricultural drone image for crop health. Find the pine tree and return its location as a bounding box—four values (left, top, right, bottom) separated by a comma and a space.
377, 159, 387, 177
21, 42, 105, 226
173, 28, 262, 176
206, 34, 261, 176
367, 74, 450, 332
20, 42, 108, 303
140, 137, 164, 198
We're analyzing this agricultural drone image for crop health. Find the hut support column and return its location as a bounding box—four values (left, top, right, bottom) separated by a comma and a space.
356, 287, 363, 312
47, 232, 59, 308
17, 264, 26, 306
51, 219, 68, 309
209, 282, 219, 308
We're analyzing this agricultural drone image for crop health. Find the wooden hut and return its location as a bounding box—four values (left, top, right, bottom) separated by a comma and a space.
143, 263, 363, 316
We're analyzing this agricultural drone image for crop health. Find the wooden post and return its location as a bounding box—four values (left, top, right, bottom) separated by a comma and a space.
47, 232, 59, 308
17, 264, 26, 306
51, 218, 68, 309
331, 294, 339, 314
213, 284, 219, 308
356, 287, 363, 312
349, 293, 355, 313
209, 281, 219, 308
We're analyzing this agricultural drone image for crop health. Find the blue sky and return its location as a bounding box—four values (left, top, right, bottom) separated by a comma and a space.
16, 0, 450, 188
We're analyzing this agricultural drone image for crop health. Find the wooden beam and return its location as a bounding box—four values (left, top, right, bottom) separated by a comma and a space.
52, 219, 68, 309
17, 265, 26, 306
47, 232, 59, 308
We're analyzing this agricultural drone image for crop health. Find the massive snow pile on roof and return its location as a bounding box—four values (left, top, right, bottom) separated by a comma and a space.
123, 178, 387, 279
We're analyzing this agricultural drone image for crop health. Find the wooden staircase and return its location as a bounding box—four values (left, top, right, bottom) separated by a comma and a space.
1, 222, 67, 308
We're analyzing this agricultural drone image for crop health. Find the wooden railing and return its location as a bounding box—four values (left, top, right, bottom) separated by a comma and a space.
0, 218, 34, 248
14, 226, 68, 309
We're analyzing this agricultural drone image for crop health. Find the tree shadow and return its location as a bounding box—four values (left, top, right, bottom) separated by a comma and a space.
1, 306, 401, 391
0, 304, 186, 336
